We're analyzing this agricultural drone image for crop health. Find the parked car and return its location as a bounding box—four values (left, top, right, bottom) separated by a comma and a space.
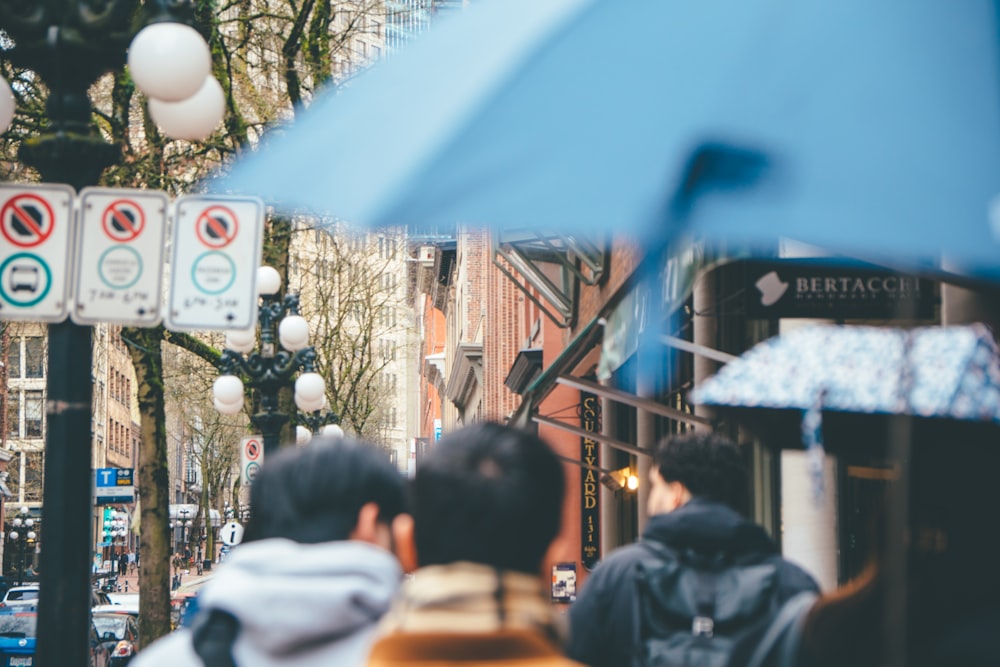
0, 585, 38, 609
0, 604, 111, 667
93, 610, 140, 666
1, 585, 110, 610
91, 589, 114, 607
0, 606, 35, 666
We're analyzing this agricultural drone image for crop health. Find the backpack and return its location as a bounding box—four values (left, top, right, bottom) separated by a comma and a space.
633, 540, 791, 667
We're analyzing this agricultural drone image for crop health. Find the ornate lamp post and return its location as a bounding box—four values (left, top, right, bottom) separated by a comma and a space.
213, 266, 332, 455
0, 3, 224, 664
6, 506, 36, 585
101, 509, 128, 559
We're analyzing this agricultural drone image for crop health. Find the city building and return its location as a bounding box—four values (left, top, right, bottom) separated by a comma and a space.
411, 221, 1000, 599
1, 322, 138, 573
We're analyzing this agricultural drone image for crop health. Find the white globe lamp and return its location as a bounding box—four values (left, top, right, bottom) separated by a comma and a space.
294, 394, 325, 413
148, 76, 225, 141
295, 372, 326, 403
225, 328, 256, 354
128, 23, 212, 102
321, 423, 344, 439
295, 425, 312, 445
0, 77, 15, 135
257, 266, 281, 296
213, 374, 244, 405
278, 315, 310, 351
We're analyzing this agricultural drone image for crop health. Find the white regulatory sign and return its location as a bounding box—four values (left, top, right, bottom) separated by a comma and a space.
166, 195, 264, 331
0, 183, 75, 323
72, 187, 169, 326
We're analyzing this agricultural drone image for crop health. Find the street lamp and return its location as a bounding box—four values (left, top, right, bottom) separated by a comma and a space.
7, 506, 36, 585
0, 2, 224, 664
214, 266, 334, 455
101, 509, 128, 557
175, 507, 192, 556
295, 413, 344, 445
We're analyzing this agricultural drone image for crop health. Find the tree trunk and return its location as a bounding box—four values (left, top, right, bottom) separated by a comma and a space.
126, 325, 172, 642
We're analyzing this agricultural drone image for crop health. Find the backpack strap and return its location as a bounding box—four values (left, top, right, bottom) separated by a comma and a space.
632, 541, 674, 666
745, 590, 818, 667
192, 608, 240, 667
690, 565, 717, 638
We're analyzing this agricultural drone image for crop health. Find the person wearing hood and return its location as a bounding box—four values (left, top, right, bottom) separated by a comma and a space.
567, 432, 819, 667
133, 435, 407, 667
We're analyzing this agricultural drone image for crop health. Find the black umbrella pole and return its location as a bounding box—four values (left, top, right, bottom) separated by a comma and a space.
36, 321, 94, 667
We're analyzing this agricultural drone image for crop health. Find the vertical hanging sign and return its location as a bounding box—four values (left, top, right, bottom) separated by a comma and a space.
580, 391, 601, 570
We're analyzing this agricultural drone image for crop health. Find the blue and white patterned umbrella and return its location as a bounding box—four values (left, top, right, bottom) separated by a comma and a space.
693, 324, 1000, 422
694, 323, 1000, 501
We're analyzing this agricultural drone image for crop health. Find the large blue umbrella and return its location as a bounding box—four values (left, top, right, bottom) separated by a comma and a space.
212, 0, 1000, 280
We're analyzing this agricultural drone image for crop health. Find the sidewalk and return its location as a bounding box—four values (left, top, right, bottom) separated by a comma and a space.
102, 565, 215, 596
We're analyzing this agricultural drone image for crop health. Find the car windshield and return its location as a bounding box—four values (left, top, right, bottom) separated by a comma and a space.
92, 615, 126, 641
5, 589, 38, 602
0, 613, 37, 637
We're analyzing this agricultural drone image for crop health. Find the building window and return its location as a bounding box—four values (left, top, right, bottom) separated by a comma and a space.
6, 338, 21, 378
24, 391, 43, 438
185, 445, 198, 485
24, 451, 44, 502
6, 392, 20, 438
24, 337, 44, 378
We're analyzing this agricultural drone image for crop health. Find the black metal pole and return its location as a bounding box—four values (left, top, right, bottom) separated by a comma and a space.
39, 321, 95, 666
17, 537, 24, 586
0, 8, 121, 662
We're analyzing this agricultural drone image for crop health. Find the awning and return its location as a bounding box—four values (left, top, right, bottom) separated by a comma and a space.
168, 504, 222, 528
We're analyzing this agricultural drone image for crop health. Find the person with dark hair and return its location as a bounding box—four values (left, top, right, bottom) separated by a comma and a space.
365, 422, 584, 667
567, 431, 819, 667
133, 435, 408, 667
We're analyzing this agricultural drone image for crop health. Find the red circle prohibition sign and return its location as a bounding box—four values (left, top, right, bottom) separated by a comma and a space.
245, 439, 261, 461
1, 194, 55, 248
102, 199, 145, 242
196, 205, 239, 249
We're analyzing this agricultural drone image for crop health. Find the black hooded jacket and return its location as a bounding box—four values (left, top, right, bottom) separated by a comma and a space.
567, 497, 819, 667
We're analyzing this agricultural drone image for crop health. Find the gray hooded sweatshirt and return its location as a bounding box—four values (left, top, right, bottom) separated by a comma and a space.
132, 538, 401, 667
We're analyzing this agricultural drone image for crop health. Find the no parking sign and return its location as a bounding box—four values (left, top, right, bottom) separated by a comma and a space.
240, 436, 263, 486
0, 183, 75, 322
72, 187, 169, 326
167, 195, 264, 331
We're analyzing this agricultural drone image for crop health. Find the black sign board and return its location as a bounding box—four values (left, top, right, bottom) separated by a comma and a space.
580, 392, 601, 571
742, 259, 935, 320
